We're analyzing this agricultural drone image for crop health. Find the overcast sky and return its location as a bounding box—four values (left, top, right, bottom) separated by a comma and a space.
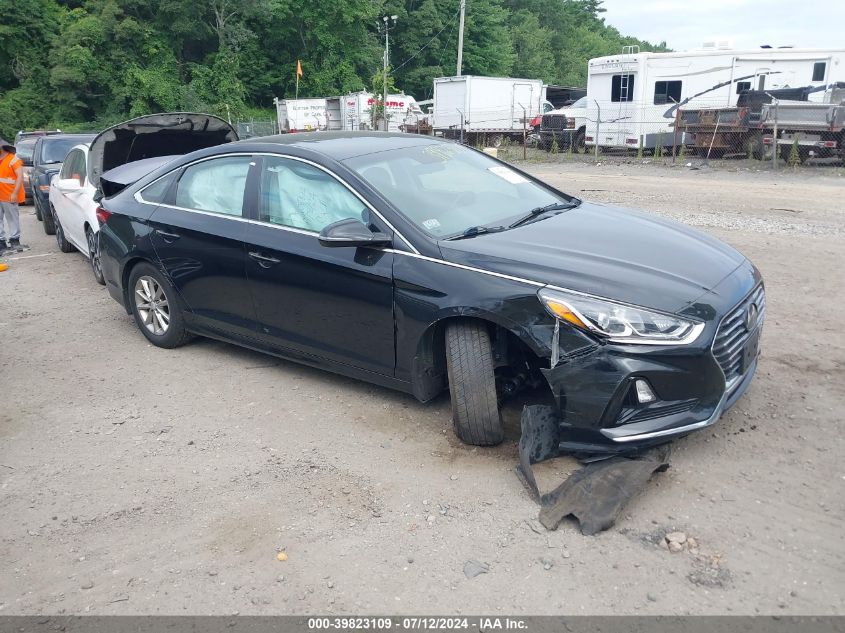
599, 0, 845, 51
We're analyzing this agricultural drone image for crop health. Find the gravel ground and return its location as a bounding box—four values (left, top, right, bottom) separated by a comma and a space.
1, 162, 843, 616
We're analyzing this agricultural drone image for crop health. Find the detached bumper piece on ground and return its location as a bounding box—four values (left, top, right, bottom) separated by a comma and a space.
517, 405, 671, 535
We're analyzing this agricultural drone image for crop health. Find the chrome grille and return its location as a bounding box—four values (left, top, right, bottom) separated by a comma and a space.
541, 115, 570, 130
712, 284, 765, 386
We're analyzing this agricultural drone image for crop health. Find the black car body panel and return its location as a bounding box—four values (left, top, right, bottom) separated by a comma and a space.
97, 132, 764, 449
438, 202, 747, 314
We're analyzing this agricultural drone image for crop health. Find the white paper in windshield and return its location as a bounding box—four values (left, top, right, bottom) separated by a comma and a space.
488, 165, 529, 184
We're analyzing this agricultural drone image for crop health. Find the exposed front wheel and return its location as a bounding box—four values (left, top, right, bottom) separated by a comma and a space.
34, 199, 43, 221
87, 228, 105, 285
445, 320, 504, 446
128, 263, 192, 349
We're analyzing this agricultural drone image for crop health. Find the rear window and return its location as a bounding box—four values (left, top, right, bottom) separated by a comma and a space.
16, 140, 36, 163
611, 74, 635, 102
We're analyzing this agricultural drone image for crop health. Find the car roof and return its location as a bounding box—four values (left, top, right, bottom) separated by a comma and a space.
38, 133, 97, 142
235, 131, 442, 161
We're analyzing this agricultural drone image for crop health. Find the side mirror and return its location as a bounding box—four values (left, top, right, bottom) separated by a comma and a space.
55, 178, 82, 193
318, 218, 391, 248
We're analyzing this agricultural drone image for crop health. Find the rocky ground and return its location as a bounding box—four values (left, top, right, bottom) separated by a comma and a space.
0, 161, 843, 616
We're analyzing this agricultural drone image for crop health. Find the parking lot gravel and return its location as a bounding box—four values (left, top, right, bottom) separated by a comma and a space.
1, 162, 843, 616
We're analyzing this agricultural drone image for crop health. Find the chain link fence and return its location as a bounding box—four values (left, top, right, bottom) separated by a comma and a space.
523, 92, 845, 170
236, 120, 277, 139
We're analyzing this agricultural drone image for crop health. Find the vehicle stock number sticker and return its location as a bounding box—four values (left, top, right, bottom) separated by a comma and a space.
488, 165, 529, 184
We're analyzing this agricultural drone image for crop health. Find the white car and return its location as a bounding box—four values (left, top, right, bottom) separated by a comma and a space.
49, 143, 104, 284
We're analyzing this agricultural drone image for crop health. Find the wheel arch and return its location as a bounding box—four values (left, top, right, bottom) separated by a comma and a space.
410, 311, 547, 402
120, 256, 158, 314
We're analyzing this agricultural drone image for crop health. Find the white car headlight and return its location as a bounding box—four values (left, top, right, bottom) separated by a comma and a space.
538, 287, 704, 345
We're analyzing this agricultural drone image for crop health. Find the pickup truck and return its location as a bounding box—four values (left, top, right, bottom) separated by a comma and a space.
539, 96, 587, 152
761, 84, 845, 162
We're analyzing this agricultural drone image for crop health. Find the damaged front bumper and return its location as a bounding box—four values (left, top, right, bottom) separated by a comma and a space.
538, 286, 764, 452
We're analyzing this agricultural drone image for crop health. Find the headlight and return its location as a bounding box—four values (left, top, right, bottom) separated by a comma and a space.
538, 287, 704, 345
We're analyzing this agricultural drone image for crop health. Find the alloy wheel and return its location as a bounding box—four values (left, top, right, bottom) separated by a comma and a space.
88, 230, 102, 279
134, 276, 170, 335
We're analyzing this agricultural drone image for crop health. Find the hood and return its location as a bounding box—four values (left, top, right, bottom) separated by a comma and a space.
437, 202, 747, 314
88, 113, 237, 189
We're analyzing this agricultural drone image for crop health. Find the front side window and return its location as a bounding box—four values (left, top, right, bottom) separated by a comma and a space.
736, 81, 751, 94
346, 142, 570, 239
611, 74, 635, 102
174, 155, 252, 216
258, 156, 365, 233
812, 62, 826, 82
653, 80, 682, 104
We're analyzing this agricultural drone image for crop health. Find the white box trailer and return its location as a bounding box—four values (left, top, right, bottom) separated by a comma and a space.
331, 92, 423, 132
276, 93, 423, 133
433, 76, 548, 142
273, 97, 328, 132
585, 46, 845, 150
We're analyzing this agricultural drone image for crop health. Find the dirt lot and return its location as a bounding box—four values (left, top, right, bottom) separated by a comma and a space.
1, 162, 843, 616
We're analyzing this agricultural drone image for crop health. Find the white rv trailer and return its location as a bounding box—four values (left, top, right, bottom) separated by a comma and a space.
585, 46, 845, 150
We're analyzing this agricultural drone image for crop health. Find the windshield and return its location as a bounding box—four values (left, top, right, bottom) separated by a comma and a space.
40, 138, 85, 164
571, 96, 587, 108
345, 143, 570, 239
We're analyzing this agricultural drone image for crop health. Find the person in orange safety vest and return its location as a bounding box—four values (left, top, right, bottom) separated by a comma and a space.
0, 139, 28, 254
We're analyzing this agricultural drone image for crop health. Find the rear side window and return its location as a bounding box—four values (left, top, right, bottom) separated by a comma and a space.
653, 80, 682, 104
611, 74, 635, 102
139, 171, 178, 204
174, 156, 253, 216
812, 62, 826, 82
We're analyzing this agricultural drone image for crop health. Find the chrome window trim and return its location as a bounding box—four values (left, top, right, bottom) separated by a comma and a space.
134, 151, 419, 254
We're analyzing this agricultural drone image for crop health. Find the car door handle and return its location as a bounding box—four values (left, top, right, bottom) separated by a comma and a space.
248, 251, 281, 267
155, 229, 181, 242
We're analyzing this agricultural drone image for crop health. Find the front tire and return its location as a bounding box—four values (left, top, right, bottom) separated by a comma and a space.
54, 208, 74, 252
34, 199, 43, 221
86, 228, 105, 285
128, 263, 192, 349
445, 320, 504, 446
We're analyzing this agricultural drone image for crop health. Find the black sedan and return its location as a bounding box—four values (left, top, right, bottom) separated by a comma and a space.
97, 132, 764, 450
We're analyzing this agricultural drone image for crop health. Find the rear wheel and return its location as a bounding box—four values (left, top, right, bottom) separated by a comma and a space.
128, 263, 192, 349
43, 203, 56, 235
87, 227, 105, 285
445, 320, 504, 446
54, 208, 74, 252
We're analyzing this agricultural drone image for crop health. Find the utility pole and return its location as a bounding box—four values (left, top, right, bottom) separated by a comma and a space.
456, 0, 466, 76
380, 14, 398, 131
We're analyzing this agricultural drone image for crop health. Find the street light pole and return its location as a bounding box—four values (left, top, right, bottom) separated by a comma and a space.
381, 14, 398, 131
456, 0, 466, 76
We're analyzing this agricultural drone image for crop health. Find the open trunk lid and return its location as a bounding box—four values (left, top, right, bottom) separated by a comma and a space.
89, 113, 238, 193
